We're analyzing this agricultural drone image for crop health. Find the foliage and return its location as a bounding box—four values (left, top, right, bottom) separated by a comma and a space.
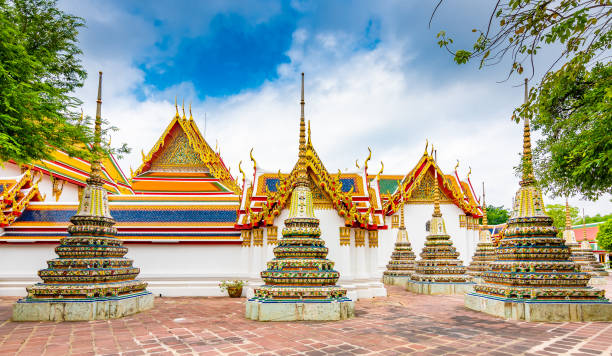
583, 213, 612, 224
218, 280, 246, 291
485, 205, 510, 225
545, 203, 580, 237
0, 0, 90, 163
596, 219, 612, 251
432, 1, 612, 200
530, 62, 612, 199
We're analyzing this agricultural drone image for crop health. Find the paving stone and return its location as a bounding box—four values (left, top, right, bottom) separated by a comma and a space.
0, 279, 611, 355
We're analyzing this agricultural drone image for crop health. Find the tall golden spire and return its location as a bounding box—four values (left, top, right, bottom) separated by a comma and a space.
521, 78, 535, 186
307, 119, 311, 146
399, 189, 405, 229
482, 182, 488, 226
175, 96, 179, 118
297, 72, 307, 185
90, 71, 103, 180
565, 197, 572, 230
182, 99, 186, 120
432, 151, 441, 217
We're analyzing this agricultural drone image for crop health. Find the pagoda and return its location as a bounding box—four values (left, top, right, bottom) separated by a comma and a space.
12, 73, 153, 321
565, 203, 608, 284
245, 74, 354, 321
466, 184, 495, 281
382, 191, 416, 286
406, 154, 473, 295
465, 80, 611, 322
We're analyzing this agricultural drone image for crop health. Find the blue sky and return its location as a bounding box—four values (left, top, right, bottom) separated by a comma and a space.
59, 0, 611, 214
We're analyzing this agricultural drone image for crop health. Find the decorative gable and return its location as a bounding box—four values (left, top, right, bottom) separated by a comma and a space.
150, 127, 208, 172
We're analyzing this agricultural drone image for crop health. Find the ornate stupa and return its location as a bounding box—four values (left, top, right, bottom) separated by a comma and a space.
566, 206, 608, 283
13, 72, 153, 322
465, 79, 611, 322
245, 74, 354, 321
467, 184, 495, 280
383, 191, 416, 286
406, 154, 473, 295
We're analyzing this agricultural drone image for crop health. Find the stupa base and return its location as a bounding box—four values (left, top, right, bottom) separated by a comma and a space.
382, 275, 412, 287
245, 298, 354, 321
12, 292, 153, 321
465, 292, 612, 322
588, 276, 608, 285
406, 281, 474, 295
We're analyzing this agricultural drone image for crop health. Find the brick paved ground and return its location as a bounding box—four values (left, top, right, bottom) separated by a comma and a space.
1, 277, 612, 356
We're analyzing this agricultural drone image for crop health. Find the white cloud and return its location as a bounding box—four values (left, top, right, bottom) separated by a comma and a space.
64, 5, 611, 217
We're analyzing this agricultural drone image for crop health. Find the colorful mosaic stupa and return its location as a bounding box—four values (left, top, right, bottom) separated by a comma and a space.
245, 74, 354, 321
465, 80, 611, 322
406, 155, 473, 295
564, 204, 608, 283
382, 191, 416, 286
467, 184, 495, 280
12, 73, 153, 322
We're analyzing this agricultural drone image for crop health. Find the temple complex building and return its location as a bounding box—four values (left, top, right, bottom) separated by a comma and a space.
0, 74, 482, 300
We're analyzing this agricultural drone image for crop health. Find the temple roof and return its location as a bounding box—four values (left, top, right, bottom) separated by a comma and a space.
0, 169, 44, 227
131, 108, 241, 195
236, 75, 383, 229
381, 151, 483, 217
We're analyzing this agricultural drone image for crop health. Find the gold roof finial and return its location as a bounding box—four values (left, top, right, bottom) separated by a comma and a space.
376, 161, 384, 181
307, 120, 311, 146
297, 72, 308, 185
454, 159, 460, 172
467, 166, 472, 180
521, 78, 535, 186
364, 147, 372, 172
250, 148, 257, 171
189, 102, 193, 121
90, 71, 103, 179
238, 161, 245, 183
182, 99, 186, 120
355, 159, 360, 169
424, 139, 428, 155
482, 181, 488, 225
565, 197, 572, 230
175, 96, 179, 118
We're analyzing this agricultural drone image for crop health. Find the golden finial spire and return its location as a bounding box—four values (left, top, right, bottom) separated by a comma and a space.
399, 181, 405, 229
355, 159, 360, 169
182, 99, 186, 120
454, 159, 459, 172
424, 139, 428, 155
90, 71, 103, 179
521, 78, 535, 186
175, 96, 179, 118
482, 182, 488, 225
565, 197, 572, 230
307, 120, 311, 146
189, 102, 193, 120
297, 72, 307, 185
433, 150, 441, 217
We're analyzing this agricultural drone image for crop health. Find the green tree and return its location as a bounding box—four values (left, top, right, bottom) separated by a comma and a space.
545, 203, 580, 237
584, 213, 612, 224
432, 1, 612, 199
485, 205, 510, 225
596, 219, 612, 251
0, 0, 90, 164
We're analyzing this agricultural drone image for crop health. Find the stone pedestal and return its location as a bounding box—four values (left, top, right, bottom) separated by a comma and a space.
465, 292, 612, 322
406, 281, 474, 295
245, 299, 354, 321
382, 276, 411, 288
13, 292, 153, 321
